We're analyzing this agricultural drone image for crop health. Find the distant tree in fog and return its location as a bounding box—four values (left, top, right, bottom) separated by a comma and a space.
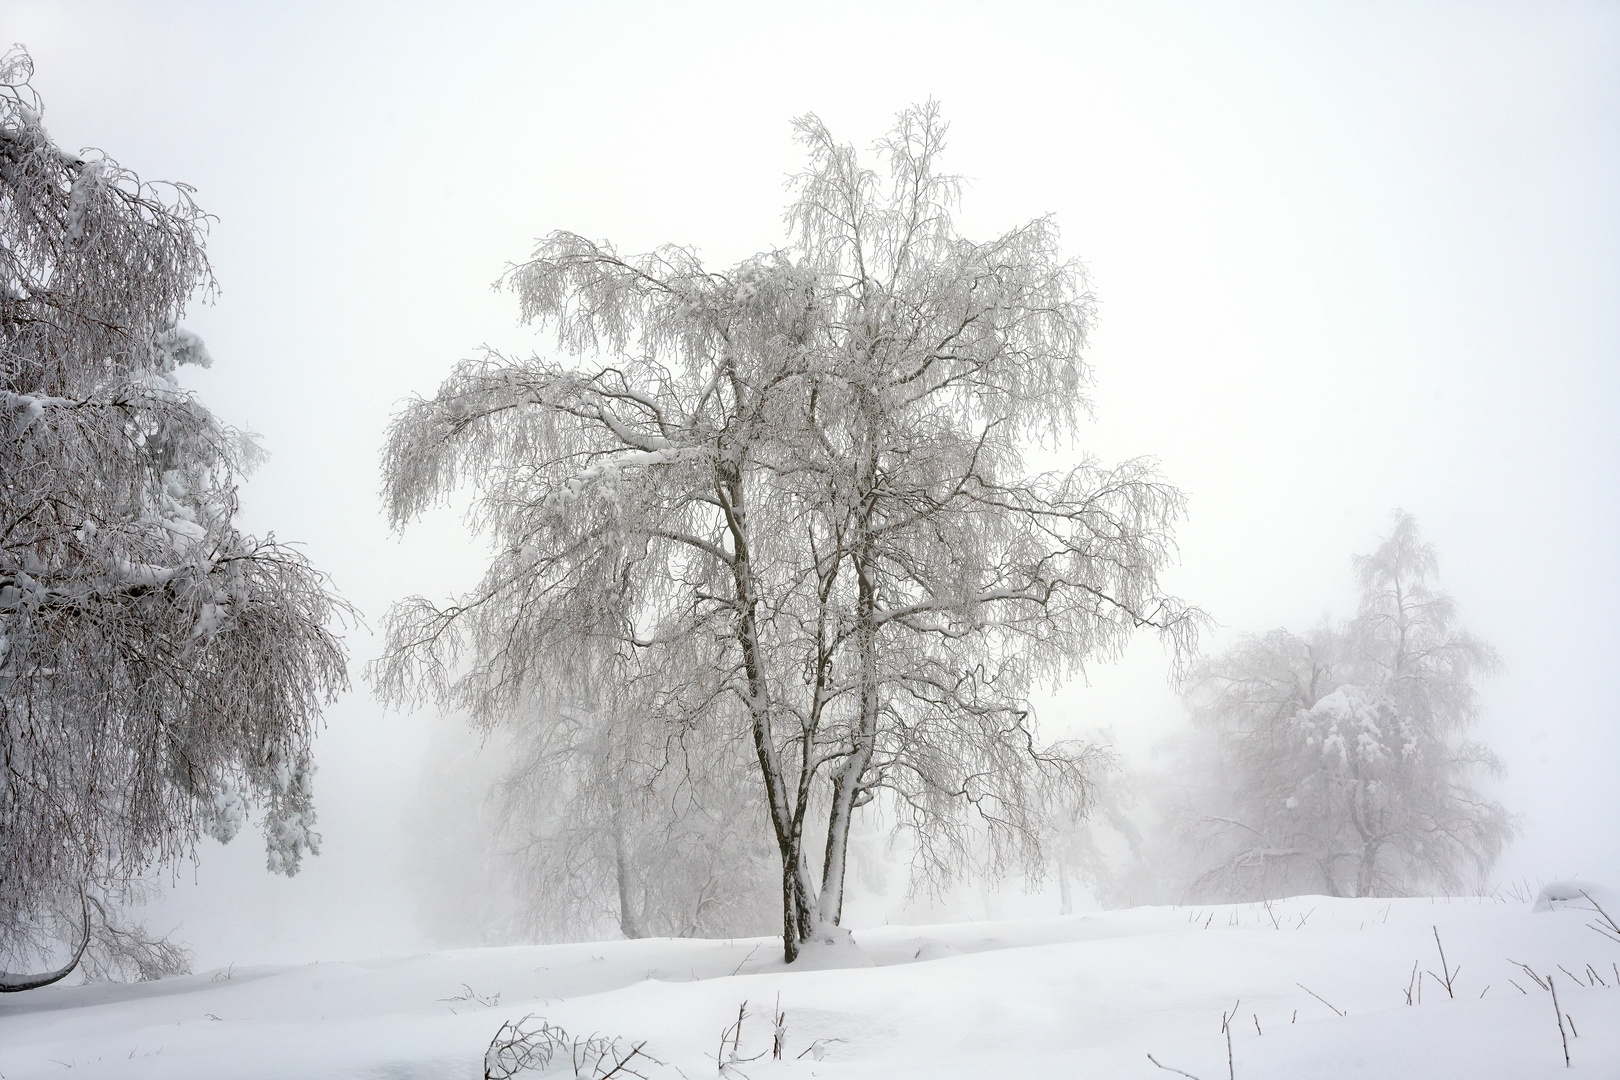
1171, 512, 1513, 900
374, 102, 1201, 961
494, 692, 777, 941
1043, 745, 1146, 913
0, 49, 349, 990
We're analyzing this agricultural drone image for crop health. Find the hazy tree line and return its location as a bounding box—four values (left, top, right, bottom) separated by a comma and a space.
2, 45, 1514, 988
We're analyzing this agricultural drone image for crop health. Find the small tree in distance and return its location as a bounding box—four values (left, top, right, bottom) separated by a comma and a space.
1171, 511, 1513, 900
0, 48, 350, 989
375, 103, 1202, 961
492, 676, 778, 942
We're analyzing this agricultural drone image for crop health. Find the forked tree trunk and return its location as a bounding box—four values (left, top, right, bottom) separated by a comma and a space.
722, 463, 820, 963
725, 387, 883, 961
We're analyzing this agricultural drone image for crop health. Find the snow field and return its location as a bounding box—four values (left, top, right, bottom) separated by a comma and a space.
2, 894, 1617, 1078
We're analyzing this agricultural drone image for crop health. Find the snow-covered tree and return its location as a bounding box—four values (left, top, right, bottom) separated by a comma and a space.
0, 48, 349, 989
375, 103, 1200, 961
1171, 512, 1513, 900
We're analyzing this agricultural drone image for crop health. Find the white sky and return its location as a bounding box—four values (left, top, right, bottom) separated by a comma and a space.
4, 1, 1616, 964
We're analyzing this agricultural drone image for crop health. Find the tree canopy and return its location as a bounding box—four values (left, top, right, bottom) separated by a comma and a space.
376, 102, 1201, 960
1172, 511, 1513, 900
0, 47, 349, 988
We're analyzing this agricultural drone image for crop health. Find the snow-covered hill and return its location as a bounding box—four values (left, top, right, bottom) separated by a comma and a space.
3, 892, 1617, 1078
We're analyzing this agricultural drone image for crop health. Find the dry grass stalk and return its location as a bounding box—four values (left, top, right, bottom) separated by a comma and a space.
1147, 1053, 1205, 1079
1548, 975, 1571, 1067
1427, 926, 1458, 998
1296, 983, 1345, 1017
1580, 891, 1620, 946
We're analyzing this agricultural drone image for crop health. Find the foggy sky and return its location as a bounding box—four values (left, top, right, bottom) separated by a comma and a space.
3, 0, 1616, 966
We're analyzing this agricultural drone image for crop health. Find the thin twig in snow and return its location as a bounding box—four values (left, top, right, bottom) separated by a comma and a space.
1428, 926, 1457, 998
1580, 891, 1620, 945
728, 945, 761, 977
1509, 960, 1549, 991
1296, 983, 1345, 1017
771, 994, 785, 1060
1549, 974, 1571, 1067
794, 1038, 842, 1062
1147, 1053, 1204, 1079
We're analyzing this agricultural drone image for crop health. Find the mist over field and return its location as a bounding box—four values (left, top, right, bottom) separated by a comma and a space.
1, 6, 1616, 1071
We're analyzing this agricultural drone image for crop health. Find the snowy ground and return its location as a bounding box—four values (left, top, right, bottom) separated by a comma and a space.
3, 892, 1618, 1079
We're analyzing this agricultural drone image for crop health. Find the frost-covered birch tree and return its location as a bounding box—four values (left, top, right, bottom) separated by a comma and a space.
375, 103, 1200, 961
0, 48, 349, 989
1172, 511, 1513, 900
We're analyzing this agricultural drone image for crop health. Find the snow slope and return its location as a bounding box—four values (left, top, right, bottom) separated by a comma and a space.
2, 893, 1617, 1079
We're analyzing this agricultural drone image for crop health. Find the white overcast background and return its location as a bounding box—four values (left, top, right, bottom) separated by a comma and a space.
3, 1, 1615, 967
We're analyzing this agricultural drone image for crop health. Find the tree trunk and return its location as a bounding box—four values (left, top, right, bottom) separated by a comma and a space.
721, 463, 820, 963
815, 545, 878, 929
1355, 841, 1381, 898
812, 385, 882, 932
1318, 858, 1344, 898
613, 817, 642, 939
